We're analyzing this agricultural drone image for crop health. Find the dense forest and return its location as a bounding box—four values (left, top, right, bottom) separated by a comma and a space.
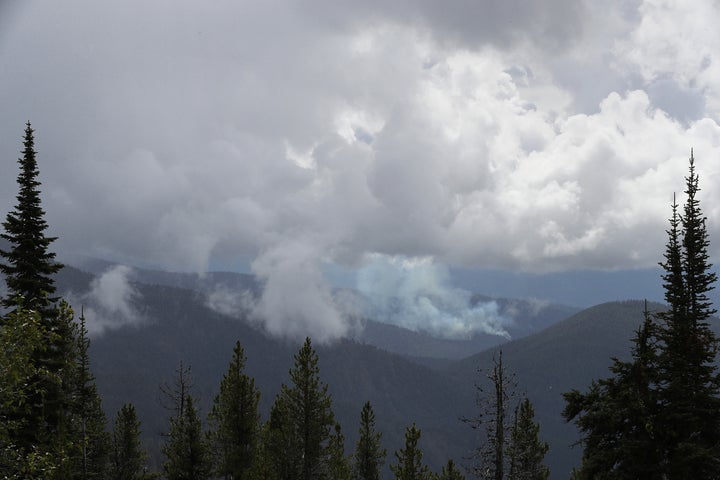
1, 123, 719, 480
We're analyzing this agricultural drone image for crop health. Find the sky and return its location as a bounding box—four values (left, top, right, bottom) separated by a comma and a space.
2, 1, 720, 340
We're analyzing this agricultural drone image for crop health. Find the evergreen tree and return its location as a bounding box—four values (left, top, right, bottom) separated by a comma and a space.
507, 398, 549, 480
0, 306, 66, 478
111, 404, 154, 480
463, 350, 516, 480
162, 395, 212, 480
564, 153, 720, 479
207, 341, 261, 480
438, 459, 465, 480
353, 401, 386, 480
0, 122, 62, 316
66, 307, 110, 480
656, 151, 720, 478
390, 423, 432, 480
266, 337, 335, 480
563, 303, 662, 479
327, 423, 352, 480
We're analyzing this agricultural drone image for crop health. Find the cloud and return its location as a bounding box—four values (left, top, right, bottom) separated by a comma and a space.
66, 265, 144, 336
3, 1, 720, 341
247, 238, 360, 343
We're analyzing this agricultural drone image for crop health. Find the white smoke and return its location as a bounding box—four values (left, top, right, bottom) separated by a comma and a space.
357, 254, 511, 339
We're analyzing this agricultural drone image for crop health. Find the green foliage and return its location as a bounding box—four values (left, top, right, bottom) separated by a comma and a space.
162, 395, 212, 480
66, 308, 111, 480
390, 423, 432, 480
0, 122, 62, 316
328, 423, 352, 480
438, 459, 465, 480
507, 398, 549, 480
207, 340, 261, 479
655, 152, 720, 478
353, 401, 386, 480
111, 404, 154, 480
0, 307, 66, 477
266, 337, 335, 480
564, 153, 720, 479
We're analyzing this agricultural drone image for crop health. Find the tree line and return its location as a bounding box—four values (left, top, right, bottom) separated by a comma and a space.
0, 123, 550, 479
20, 122, 720, 479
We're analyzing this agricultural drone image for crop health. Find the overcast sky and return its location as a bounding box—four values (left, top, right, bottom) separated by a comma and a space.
2, 1, 720, 338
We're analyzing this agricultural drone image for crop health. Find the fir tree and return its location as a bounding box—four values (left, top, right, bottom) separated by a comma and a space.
111, 404, 153, 480
564, 153, 720, 479
0, 122, 62, 316
207, 341, 261, 480
656, 151, 720, 478
266, 337, 335, 480
507, 398, 549, 480
162, 395, 212, 480
353, 401, 386, 480
390, 423, 432, 480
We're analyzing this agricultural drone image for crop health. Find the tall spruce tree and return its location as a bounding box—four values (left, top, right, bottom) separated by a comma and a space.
507, 398, 549, 480
656, 151, 720, 478
564, 153, 720, 479
353, 401, 386, 480
266, 337, 335, 480
0, 122, 62, 316
207, 341, 261, 480
390, 423, 432, 480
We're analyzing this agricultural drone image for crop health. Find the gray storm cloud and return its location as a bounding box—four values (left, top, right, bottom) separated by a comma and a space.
3, 1, 720, 342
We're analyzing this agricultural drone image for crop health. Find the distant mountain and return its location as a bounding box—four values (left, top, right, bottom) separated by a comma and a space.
445, 300, 681, 478
357, 295, 578, 360
54, 265, 692, 479
65, 259, 579, 360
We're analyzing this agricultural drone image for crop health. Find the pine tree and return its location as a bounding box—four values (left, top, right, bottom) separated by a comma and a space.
656, 151, 720, 478
162, 395, 212, 480
390, 423, 432, 480
353, 401, 386, 480
207, 341, 261, 479
0, 122, 62, 317
327, 423, 352, 480
463, 350, 516, 480
438, 459, 465, 480
111, 404, 154, 480
266, 337, 335, 480
507, 398, 549, 480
